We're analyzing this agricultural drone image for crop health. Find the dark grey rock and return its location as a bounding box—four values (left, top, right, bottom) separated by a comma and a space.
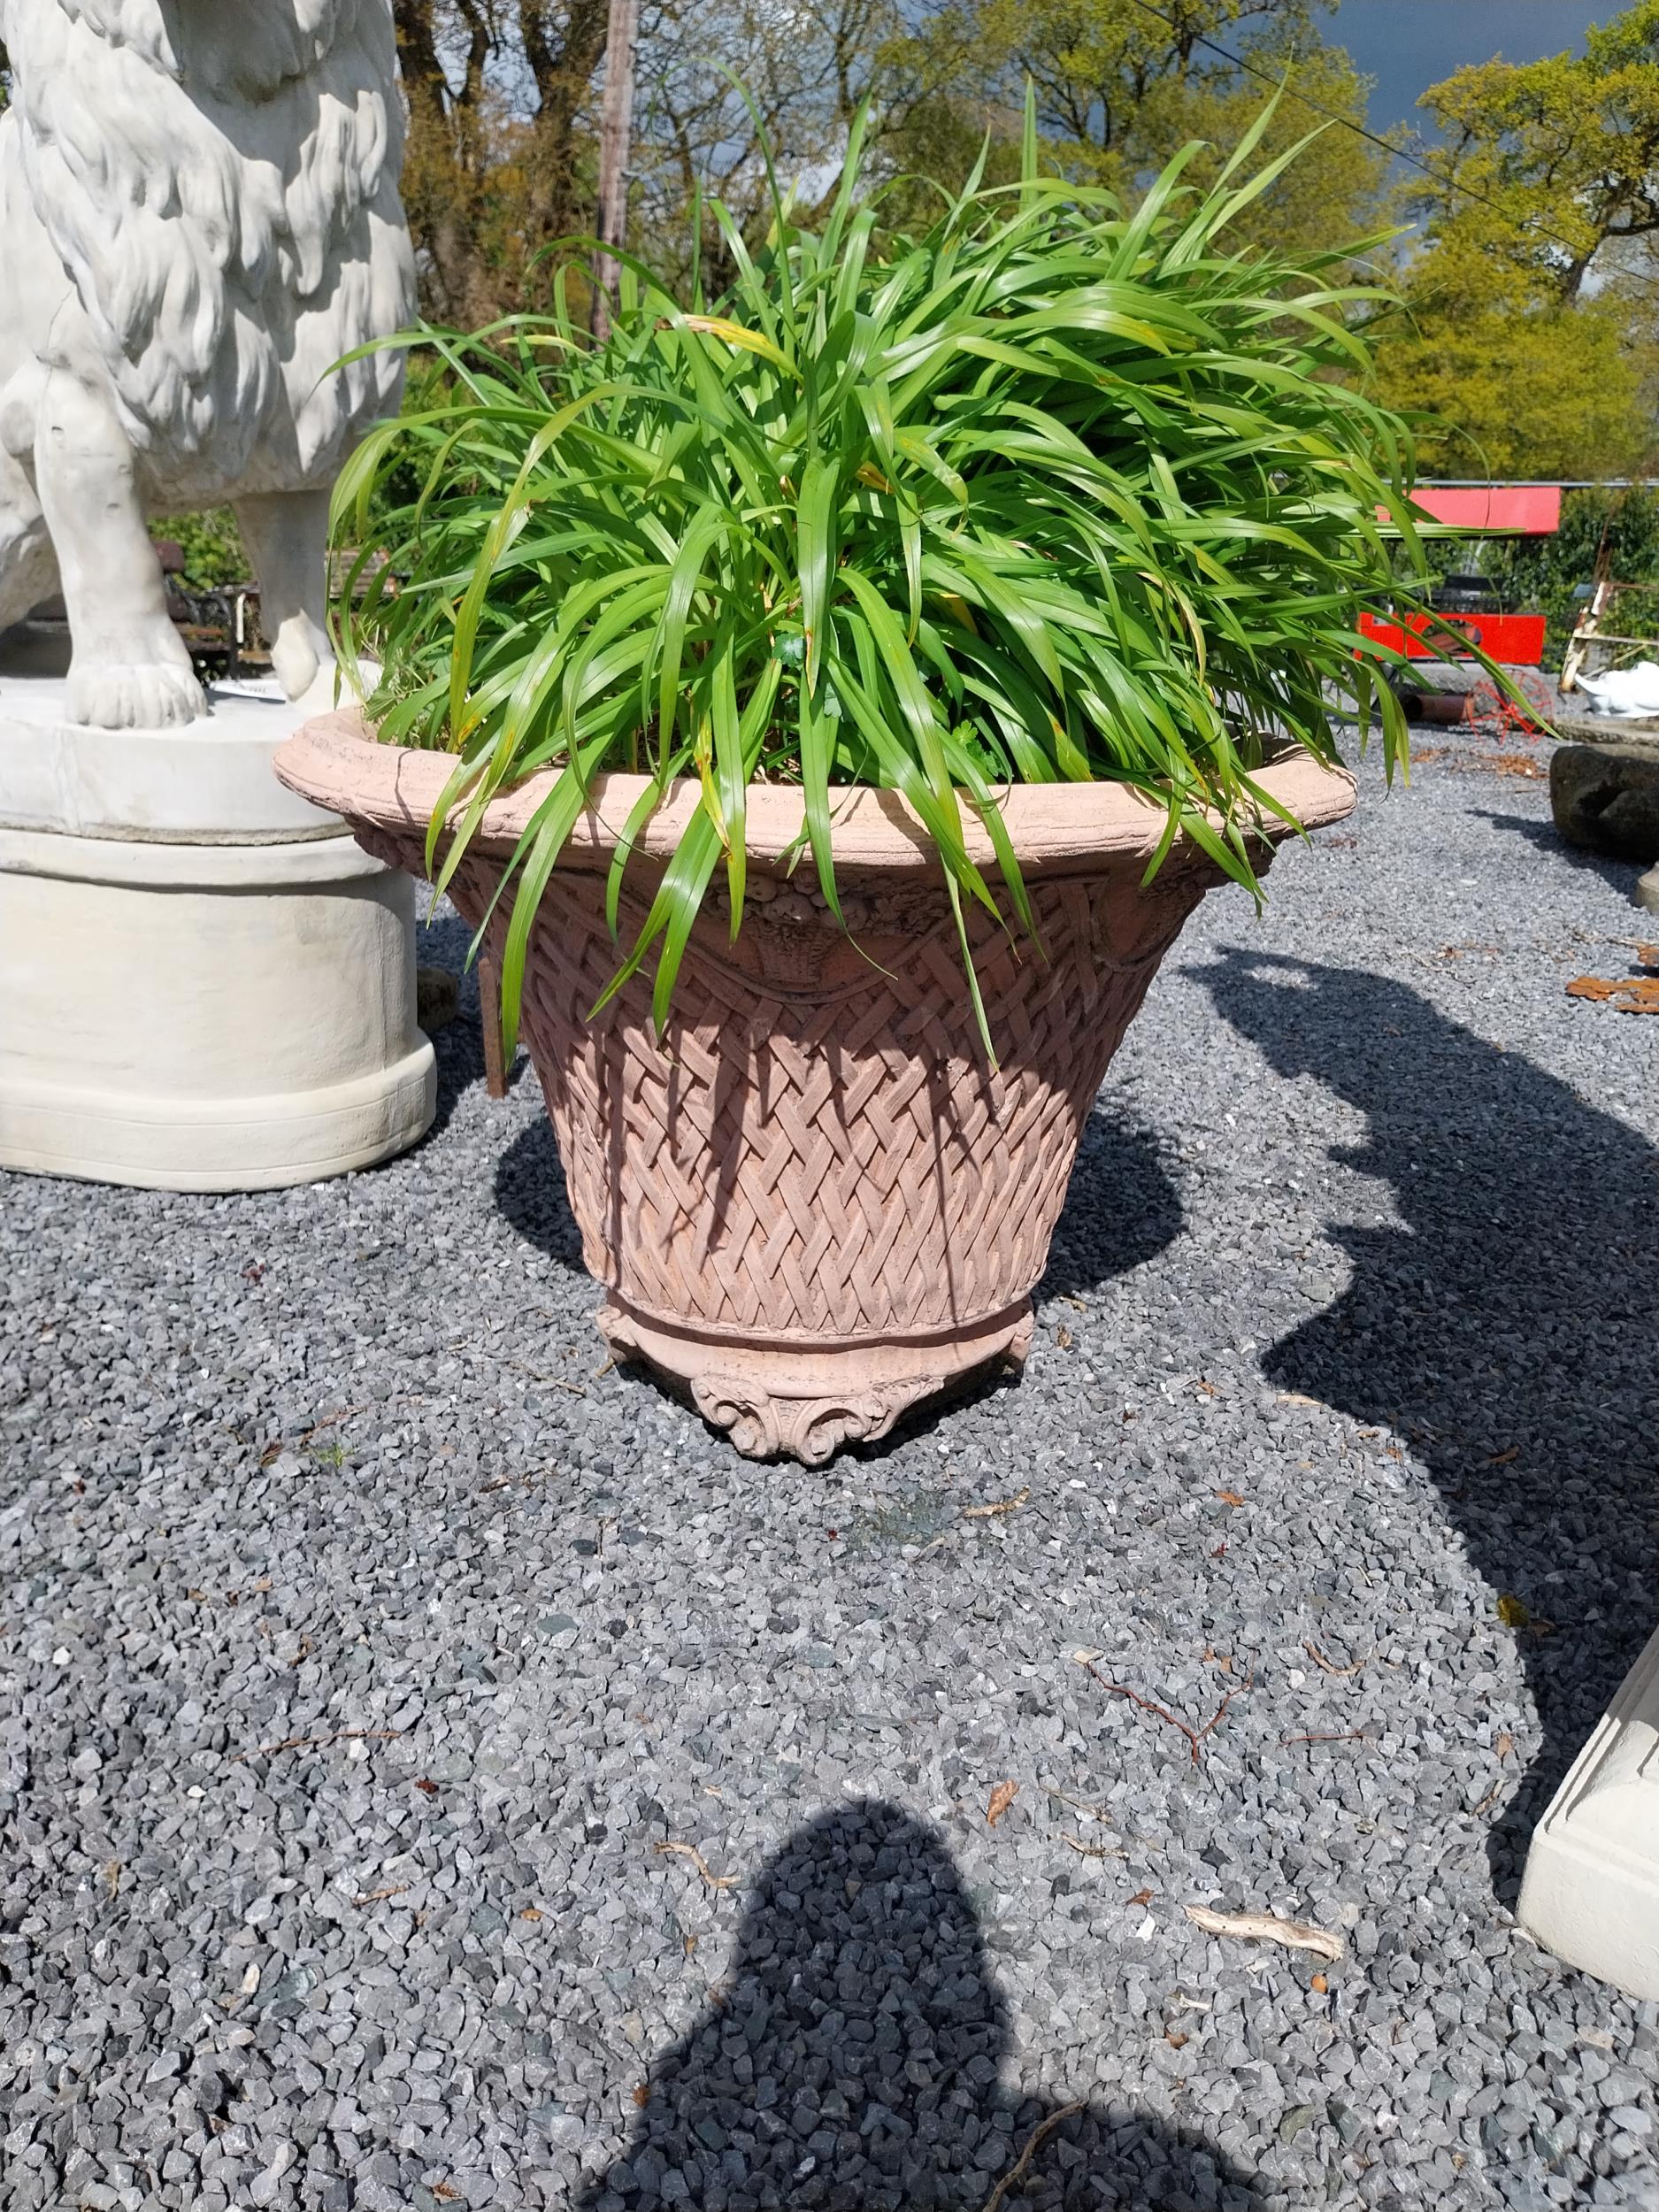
1550, 743, 1659, 862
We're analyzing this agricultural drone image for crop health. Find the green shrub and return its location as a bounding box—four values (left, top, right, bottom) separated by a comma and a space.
335, 96, 1432, 1054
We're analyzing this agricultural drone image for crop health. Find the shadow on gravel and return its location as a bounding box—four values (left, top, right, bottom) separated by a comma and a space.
1039, 1104, 1185, 1304
1199, 949, 1657, 1901
495, 1115, 587, 1271
419, 909, 532, 1141
579, 1800, 1257, 2212
1473, 809, 1647, 897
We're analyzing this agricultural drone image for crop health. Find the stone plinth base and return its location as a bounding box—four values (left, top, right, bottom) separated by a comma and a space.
0, 664, 434, 1191
1518, 1625, 1659, 2001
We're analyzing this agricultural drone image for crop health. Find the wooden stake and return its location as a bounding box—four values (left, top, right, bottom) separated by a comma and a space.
590, 0, 638, 343
479, 951, 508, 1100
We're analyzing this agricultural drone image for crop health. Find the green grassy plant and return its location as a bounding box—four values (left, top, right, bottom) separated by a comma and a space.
334, 94, 1432, 1056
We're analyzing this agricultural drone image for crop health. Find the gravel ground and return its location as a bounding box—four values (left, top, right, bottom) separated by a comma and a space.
2, 722, 1655, 2212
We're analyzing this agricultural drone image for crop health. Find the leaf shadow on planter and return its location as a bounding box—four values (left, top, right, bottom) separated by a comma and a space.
1197, 948, 1656, 1905
1472, 808, 1649, 895
576, 1797, 1259, 2212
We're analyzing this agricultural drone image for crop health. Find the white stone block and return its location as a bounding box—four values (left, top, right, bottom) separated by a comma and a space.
1518, 1624, 1659, 2001
0, 672, 434, 1192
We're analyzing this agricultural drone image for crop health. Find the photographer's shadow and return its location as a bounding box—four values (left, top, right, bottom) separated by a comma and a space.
579, 1800, 1256, 2212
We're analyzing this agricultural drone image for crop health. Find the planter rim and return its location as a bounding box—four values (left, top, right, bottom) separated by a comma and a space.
275, 707, 1357, 874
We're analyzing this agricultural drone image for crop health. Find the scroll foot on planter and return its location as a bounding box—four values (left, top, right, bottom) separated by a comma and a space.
600, 1299, 1035, 1464
689, 1380, 911, 1466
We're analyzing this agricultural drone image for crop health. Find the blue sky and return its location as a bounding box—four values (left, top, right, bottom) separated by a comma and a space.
1327, 1, 1608, 138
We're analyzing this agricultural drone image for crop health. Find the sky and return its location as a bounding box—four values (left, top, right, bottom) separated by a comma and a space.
1327, 0, 1609, 139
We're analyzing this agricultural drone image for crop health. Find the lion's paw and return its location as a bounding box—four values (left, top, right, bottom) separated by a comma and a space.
68, 657, 207, 730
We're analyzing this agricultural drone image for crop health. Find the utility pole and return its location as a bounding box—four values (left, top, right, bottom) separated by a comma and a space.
590, 0, 638, 344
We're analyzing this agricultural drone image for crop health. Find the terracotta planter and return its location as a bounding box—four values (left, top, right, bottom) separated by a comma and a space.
277, 712, 1356, 1463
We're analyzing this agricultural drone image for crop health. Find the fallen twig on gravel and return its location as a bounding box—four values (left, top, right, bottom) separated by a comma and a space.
962, 1486, 1030, 1519
1184, 1903, 1344, 1962
1282, 1731, 1370, 1747
655, 1841, 736, 1891
1041, 1782, 1117, 1825
1303, 1640, 1368, 1677
352, 1885, 410, 1907
979, 2101, 1088, 2212
299, 1406, 366, 1445
1075, 1658, 1251, 1766
1060, 1833, 1127, 1860
236, 1727, 402, 1762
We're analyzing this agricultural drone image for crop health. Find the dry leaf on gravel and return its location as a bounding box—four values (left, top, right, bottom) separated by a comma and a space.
987, 1780, 1019, 1827
1184, 1903, 1344, 1962
1566, 975, 1659, 1012
1215, 1488, 1246, 1507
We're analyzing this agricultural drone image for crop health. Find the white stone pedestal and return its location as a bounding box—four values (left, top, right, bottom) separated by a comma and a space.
1518, 1625, 1659, 2001
0, 649, 434, 1191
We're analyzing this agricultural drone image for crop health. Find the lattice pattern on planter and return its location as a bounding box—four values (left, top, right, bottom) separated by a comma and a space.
437, 855, 1204, 1341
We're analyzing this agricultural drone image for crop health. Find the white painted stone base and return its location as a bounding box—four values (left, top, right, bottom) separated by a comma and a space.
0, 660, 434, 1191
1518, 1625, 1659, 2001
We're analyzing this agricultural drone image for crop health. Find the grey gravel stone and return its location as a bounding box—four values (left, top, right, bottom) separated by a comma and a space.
1, 723, 1655, 2212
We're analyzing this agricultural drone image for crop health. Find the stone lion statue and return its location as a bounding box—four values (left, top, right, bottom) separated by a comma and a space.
0, 0, 414, 728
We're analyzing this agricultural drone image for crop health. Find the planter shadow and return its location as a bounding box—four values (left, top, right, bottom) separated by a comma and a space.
1472, 809, 1648, 897
495, 1115, 587, 1274
1197, 949, 1657, 1903
1037, 1103, 1184, 1304
576, 1798, 1259, 2212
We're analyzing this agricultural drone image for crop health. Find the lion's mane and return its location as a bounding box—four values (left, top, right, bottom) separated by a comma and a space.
0, 0, 413, 483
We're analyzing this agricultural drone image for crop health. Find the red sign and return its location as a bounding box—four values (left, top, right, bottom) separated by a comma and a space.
1380, 486, 1563, 535
1358, 610, 1548, 667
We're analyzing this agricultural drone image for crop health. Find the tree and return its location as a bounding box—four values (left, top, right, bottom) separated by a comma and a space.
1370, 1, 1659, 478
627, 0, 900, 297
882, 0, 1389, 259
392, 0, 611, 323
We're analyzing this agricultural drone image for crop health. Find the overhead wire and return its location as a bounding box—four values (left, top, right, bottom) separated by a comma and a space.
1113, 0, 1589, 259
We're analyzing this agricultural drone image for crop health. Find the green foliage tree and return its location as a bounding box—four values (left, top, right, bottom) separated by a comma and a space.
881, 0, 1388, 257
1371, 2, 1659, 479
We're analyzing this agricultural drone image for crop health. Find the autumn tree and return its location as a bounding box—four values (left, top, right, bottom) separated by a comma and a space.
1371, 1, 1659, 478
